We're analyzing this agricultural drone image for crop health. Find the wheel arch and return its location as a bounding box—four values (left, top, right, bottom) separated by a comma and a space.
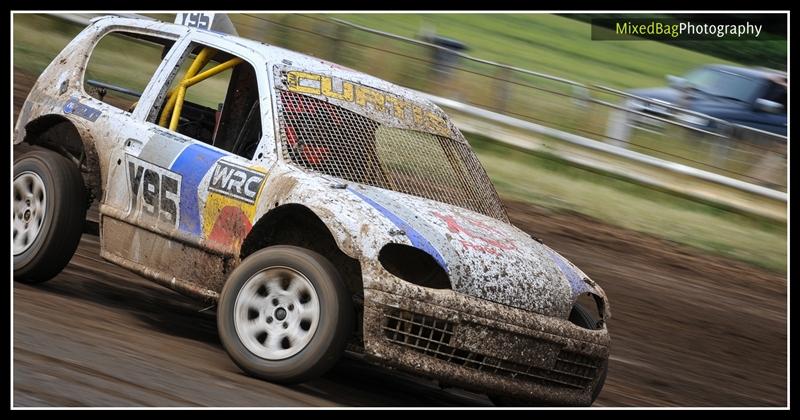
18, 114, 101, 204
240, 203, 363, 299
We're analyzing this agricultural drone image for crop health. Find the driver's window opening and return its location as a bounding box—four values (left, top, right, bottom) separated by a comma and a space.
763, 79, 787, 109
84, 31, 175, 113
152, 43, 262, 159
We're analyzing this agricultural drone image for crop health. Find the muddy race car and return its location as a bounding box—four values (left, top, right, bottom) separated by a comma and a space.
13, 14, 611, 406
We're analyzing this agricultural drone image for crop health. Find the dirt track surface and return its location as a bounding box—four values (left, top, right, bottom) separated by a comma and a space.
13, 67, 787, 407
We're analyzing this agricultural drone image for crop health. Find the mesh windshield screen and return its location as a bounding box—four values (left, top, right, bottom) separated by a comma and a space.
276, 89, 508, 221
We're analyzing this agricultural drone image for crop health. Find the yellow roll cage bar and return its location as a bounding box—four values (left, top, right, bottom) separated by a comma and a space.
158, 47, 243, 131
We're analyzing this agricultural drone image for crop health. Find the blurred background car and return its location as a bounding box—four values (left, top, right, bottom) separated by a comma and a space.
620, 64, 787, 137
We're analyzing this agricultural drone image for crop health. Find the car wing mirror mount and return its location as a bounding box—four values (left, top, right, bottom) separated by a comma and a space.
666, 75, 689, 90
754, 98, 784, 114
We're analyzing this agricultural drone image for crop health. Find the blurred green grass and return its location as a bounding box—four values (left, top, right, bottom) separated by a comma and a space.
329, 13, 736, 89
467, 133, 785, 272
13, 14, 83, 75
12, 13, 786, 272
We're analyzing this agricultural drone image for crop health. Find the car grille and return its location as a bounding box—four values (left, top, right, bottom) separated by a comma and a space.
382, 309, 601, 389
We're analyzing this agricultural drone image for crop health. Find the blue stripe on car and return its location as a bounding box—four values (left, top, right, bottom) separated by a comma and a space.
170, 144, 227, 236
348, 186, 449, 273
544, 247, 589, 298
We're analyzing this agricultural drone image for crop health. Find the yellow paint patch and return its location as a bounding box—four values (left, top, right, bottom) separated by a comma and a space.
201, 165, 268, 242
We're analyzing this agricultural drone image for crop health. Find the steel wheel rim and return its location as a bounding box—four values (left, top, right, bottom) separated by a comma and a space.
13, 171, 47, 256
234, 266, 321, 360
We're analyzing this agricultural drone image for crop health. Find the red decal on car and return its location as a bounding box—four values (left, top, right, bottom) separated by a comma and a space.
208, 206, 253, 246
433, 211, 516, 252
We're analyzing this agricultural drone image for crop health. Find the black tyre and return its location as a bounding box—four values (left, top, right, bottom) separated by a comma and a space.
13, 147, 87, 283
569, 303, 609, 404
217, 245, 354, 383
491, 303, 608, 406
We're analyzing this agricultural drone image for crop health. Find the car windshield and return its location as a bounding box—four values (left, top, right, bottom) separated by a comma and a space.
684, 67, 763, 102
273, 68, 508, 222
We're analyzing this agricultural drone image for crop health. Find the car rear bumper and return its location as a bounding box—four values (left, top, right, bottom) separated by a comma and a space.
361, 277, 610, 406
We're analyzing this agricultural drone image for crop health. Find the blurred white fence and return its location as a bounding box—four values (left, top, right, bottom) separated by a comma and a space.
45, 13, 788, 220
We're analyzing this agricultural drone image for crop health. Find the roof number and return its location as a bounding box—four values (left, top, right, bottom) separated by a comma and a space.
175, 13, 214, 30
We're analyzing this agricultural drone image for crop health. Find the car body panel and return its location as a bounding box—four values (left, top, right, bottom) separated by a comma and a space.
14, 15, 611, 405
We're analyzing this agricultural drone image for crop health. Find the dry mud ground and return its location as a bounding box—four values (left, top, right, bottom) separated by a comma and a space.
12, 68, 786, 406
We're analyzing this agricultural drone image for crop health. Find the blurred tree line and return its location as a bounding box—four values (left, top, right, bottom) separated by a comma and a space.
564, 14, 787, 71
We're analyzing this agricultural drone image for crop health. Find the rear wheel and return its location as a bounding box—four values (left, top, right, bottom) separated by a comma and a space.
13, 147, 87, 283
490, 303, 608, 406
217, 245, 354, 383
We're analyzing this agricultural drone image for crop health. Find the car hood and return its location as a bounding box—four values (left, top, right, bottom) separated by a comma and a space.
629, 87, 682, 104
347, 183, 605, 319
629, 87, 748, 113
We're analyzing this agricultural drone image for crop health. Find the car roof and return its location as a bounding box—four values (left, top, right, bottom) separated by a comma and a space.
98, 16, 439, 109
704, 64, 786, 81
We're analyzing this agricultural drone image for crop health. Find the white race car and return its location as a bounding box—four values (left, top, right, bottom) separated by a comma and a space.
13, 14, 611, 406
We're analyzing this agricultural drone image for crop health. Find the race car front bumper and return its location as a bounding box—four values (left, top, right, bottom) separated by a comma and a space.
361, 275, 610, 406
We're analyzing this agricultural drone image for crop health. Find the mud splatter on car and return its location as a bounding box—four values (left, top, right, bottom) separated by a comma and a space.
13, 14, 610, 406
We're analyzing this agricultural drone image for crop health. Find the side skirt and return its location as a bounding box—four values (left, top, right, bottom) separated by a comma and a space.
99, 216, 225, 302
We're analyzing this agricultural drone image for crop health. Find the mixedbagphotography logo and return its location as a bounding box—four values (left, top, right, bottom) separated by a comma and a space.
591, 14, 786, 41
614, 20, 762, 38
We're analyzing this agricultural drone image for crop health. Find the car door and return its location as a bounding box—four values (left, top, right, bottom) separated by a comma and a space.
73, 22, 190, 235
105, 30, 276, 269
90, 26, 192, 238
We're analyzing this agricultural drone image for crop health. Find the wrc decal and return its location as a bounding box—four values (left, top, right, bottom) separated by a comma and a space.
208, 160, 266, 205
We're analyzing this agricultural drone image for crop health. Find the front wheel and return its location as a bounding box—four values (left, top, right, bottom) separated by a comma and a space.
217, 245, 354, 383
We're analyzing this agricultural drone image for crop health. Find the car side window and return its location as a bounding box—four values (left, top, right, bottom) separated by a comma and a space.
83, 31, 176, 113
762, 81, 787, 109
147, 42, 263, 160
